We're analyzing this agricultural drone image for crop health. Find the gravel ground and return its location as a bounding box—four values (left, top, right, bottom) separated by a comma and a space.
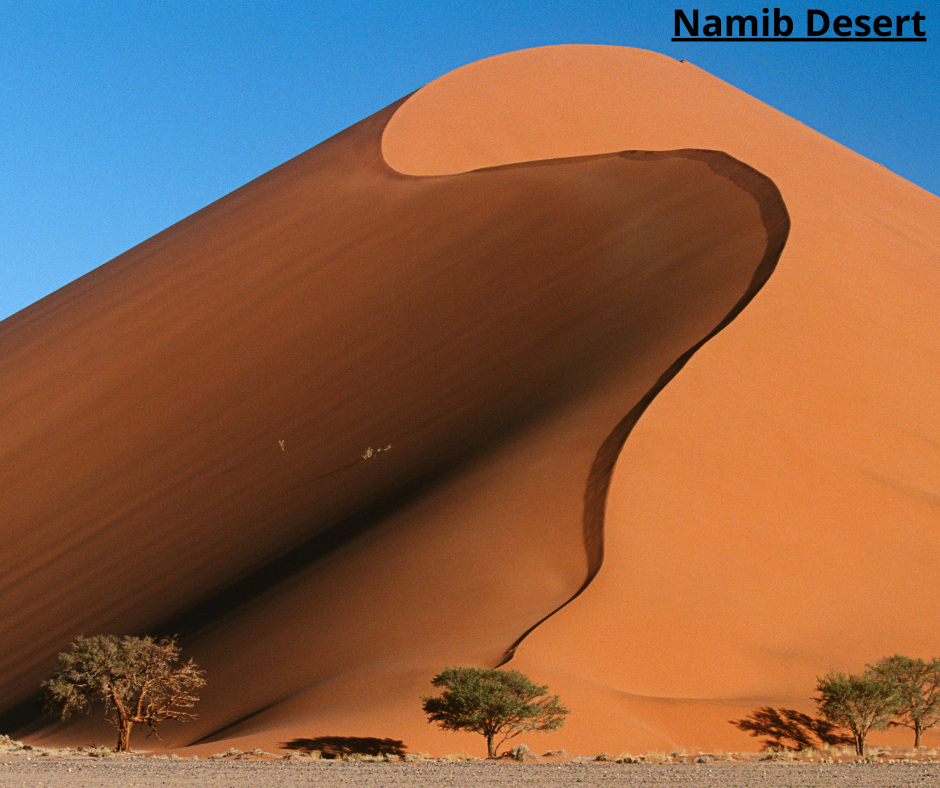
1, 759, 939, 787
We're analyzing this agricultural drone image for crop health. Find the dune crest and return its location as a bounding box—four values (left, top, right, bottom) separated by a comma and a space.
383, 46, 691, 175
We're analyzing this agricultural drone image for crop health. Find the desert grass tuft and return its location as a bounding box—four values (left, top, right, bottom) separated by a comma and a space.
506, 744, 539, 761
209, 747, 243, 759
615, 752, 642, 763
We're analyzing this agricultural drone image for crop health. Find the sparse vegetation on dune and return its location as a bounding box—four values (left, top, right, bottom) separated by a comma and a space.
422, 667, 568, 758
12, 645, 940, 766
734, 653, 940, 756
814, 669, 898, 756
5, 732, 940, 769
41, 634, 205, 753
870, 655, 940, 748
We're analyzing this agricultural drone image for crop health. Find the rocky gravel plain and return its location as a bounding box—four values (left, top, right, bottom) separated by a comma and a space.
1, 758, 940, 787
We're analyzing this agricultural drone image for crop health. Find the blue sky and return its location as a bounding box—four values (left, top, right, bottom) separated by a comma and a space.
2, 1, 937, 320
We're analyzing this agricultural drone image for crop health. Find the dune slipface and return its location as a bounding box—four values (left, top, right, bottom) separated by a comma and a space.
5, 45, 933, 756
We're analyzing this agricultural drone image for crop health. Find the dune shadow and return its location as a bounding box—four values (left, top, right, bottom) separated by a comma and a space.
282, 736, 408, 758
730, 706, 853, 750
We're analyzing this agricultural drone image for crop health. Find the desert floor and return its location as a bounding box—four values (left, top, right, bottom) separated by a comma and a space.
2, 758, 940, 788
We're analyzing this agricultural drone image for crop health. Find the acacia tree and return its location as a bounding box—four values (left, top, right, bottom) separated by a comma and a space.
814, 669, 898, 756
870, 655, 940, 747
42, 635, 205, 752
422, 667, 568, 758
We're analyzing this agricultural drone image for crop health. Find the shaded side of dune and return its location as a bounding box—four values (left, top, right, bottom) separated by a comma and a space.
2, 76, 787, 750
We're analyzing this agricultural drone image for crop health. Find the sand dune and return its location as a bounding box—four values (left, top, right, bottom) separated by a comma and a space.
384, 46, 940, 753
3, 45, 936, 756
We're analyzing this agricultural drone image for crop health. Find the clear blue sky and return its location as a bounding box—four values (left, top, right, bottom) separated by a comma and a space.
2, 1, 937, 320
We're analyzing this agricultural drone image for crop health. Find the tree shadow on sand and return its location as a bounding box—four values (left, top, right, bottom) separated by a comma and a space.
282, 736, 407, 758
730, 706, 853, 750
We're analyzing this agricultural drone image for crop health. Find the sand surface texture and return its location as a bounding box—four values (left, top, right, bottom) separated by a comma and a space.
2, 45, 937, 756
1, 760, 939, 788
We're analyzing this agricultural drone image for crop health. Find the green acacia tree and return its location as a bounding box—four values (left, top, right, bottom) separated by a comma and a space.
42, 635, 205, 752
870, 655, 940, 748
422, 667, 568, 758
814, 669, 898, 756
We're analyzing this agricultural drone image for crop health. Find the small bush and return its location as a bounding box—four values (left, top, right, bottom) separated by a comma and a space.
506, 744, 536, 761
209, 747, 243, 759
0, 736, 28, 753
817, 744, 839, 758
39, 747, 74, 758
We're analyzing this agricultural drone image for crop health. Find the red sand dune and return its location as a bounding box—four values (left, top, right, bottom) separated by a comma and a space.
2, 45, 937, 756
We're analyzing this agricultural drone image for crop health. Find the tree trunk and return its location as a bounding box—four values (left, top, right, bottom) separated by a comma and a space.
487, 734, 496, 759
915, 723, 923, 748
116, 717, 133, 752
854, 730, 864, 757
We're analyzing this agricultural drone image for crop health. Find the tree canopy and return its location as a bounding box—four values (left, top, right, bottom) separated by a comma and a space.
422, 667, 568, 758
870, 655, 940, 748
814, 669, 898, 756
42, 635, 205, 752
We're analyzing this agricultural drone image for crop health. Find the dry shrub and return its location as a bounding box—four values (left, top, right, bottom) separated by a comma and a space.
615, 752, 642, 763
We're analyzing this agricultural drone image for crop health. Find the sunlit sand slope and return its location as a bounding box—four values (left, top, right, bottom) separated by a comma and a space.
383, 45, 939, 753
